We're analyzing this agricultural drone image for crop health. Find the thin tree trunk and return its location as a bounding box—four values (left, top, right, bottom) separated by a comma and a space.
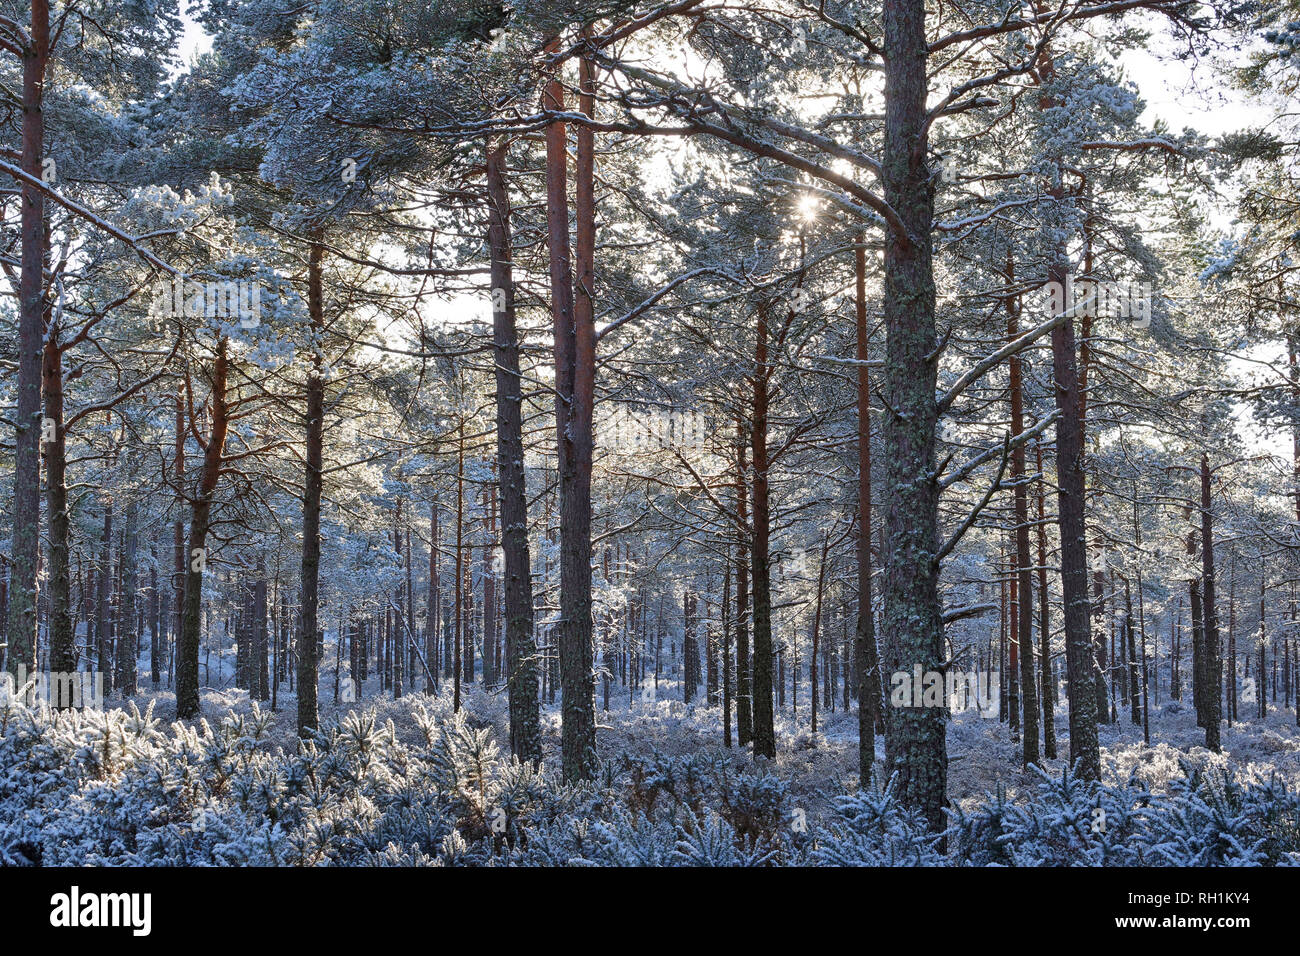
735, 417, 752, 746
1202, 454, 1221, 750
723, 557, 733, 748
1253, 574, 1263, 717
1006, 268, 1038, 764
254, 570, 268, 701
683, 589, 697, 702
1172, 596, 1182, 700
810, 530, 830, 734
176, 341, 231, 720
1190, 524, 1205, 727
392, 492, 404, 700
43, 311, 77, 688
1133, 486, 1151, 743
406, 522, 415, 689
297, 236, 326, 735
1008, 544, 1020, 734
454, 420, 465, 712
706, 593, 719, 706
172, 389, 185, 690
427, 502, 440, 694
854, 229, 881, 784
1126, 578, 1139, 725
481, 489, 496, 690
117, 503, 138, 695
97, 499, 113, 687
749, 300, 776, 759
1036, 442, 1056, 757
151, 562, 161, 688
1228, 558, 1237, 723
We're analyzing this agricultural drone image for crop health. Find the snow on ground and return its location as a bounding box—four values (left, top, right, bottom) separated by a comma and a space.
93, 651, 1300, 828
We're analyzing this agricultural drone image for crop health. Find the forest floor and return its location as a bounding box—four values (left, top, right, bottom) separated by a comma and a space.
108, 658, 1300, 830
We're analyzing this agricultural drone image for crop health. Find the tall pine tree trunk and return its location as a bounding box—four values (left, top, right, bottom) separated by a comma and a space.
855, 230, 881, 784
176, 341, 230, 720
543, 40, 598, 780
7, 0, 50, 676
1035, 442, 1056, 757
1003, 269, 1034, 764
43, 314, 77, 686
117, 502, 138, 695
1191, 568, 1205, 726
151, 562, 161, 687
749, 301, 776, 759
96, 501, 113, 687
1007, 271, 1039, 765
1201, 454, 1222, 751
1046, 260, 1101, 780
254, 571, 268, 701
427, 502, 439, 693
297, 237, 325, 734
723, 558, 733, 747
454, 420, 465, 712
1126, 578, 1140, 725
481, 490, 495, 689
172, 389, 185, 690
734, 418, 752, 745
880, 0, 947, 828
1035, 17, 1101, 780
810, 531, 830, 734
488, 136, 538, 764
392, 494, 404, 700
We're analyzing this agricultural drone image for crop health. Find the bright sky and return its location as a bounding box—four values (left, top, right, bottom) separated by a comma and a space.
1120, 49, 1268, 139
177, 2, 212, 65
1114, 33, 1288, 458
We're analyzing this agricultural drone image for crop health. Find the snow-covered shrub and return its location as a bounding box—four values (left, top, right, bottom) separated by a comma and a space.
672, 810, 782, 866
1141, 760, 1300, 866
947, 763, 1150, 866
715, 765, 791, 853
617, 750, 719, 820
811, 774, 946, 866
3, 687, 1299, 867
506, 804, 680, 866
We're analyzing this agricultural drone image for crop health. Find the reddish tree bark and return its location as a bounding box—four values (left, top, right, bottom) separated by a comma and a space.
176, 340, 231, 720
749, 299, 776, 759
488, 134, 542, 763
1036, 27, 1101, 780
7, 0, 50, 675
543, 38, 598, 780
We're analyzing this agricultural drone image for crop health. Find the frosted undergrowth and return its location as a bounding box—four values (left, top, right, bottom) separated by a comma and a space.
2, 679, 1298, 866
